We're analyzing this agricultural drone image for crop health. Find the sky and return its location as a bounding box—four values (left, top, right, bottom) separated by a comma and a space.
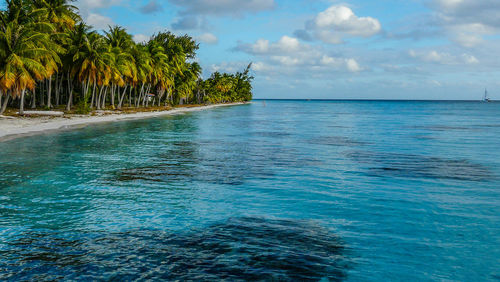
16, 0, 500, 99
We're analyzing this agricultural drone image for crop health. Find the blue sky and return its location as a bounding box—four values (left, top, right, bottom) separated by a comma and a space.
28, 1, 500, 99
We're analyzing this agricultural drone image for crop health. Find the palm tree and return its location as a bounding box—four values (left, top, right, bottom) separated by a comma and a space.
130, 43, 153, 107
105, 26, 137, 108
63, 22, 90, 110
145, 39, 168, 107
30, 0, 78, 108
0, 19, 59, 114
33, 0, 80, 30
72, 32, 112, 108
178, 62, 201, 104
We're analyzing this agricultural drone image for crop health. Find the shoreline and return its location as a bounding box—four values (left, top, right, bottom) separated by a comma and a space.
0, 103, 247, 142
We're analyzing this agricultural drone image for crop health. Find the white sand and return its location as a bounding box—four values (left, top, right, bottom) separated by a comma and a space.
0, 103, 245, 142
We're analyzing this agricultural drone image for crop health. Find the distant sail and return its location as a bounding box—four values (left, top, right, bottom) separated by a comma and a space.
483, 89, 491, 102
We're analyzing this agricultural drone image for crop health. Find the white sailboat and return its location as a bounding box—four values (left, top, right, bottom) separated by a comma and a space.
483, 89, 491, 102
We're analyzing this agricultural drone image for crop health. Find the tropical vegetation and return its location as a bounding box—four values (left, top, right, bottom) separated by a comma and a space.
0, 0, 253, 115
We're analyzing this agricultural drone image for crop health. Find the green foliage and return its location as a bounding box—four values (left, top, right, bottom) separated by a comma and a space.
203, 64, 254, 104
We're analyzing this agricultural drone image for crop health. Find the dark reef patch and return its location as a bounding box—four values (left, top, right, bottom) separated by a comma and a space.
115, 139, 322, 186
0, 217, 348, 281
347, 151, 492, 181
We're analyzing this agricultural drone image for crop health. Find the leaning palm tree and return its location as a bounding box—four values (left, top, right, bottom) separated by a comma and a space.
0, 18, 60, 115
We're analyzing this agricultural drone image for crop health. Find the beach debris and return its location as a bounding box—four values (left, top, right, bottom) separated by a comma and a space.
16, 111, 64, 116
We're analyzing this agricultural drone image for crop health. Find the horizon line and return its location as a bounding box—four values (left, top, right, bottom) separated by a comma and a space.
252, 99, 497, 102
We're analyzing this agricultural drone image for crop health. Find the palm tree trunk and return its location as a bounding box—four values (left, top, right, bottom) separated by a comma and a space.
47, 77, 52, 108
134, 87, 139, 108
101, 86, 108, 109
111, 84, 115, 108
66, 72, 73, 111
55, 74, 59, 106
128, 87, 132, 107
59, 75, 63, 105
96, 86, 104, 110
90, 83, 96, 109
31, 86, 36, 109
19, 89, 26, 115
0, 94, 9, 115
118, 85, 128, 109
40, 80, 45, 107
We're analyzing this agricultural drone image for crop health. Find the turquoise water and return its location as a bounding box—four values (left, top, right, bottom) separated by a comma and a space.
1, 100, 500, 281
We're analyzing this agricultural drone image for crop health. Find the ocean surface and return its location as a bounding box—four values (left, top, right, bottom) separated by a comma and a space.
1, 100, 499, 281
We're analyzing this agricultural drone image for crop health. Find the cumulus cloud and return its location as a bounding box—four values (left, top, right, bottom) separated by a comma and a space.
197, 33, 218, 44
234, 36, 363, 74
296, 5, 381, 44
431, 0, 500, 47
210, 61, 251, 74
321, 55, 363, 72
409, 49, 479, 65
235, 36, 301, 55
133, 34, 150, 43
86, 13, 114, 29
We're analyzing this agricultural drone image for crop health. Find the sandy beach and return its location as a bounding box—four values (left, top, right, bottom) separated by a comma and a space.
0, 103, 246, 142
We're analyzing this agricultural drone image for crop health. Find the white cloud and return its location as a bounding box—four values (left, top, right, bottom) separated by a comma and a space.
251, 62, 268, 72
133, 34, 150, 43
236, 36, 301, 54
298, 5, 381, 44
346, 58, 362, 72
432, 0, 500, 47
86, 13, 114, 30
461, 53, 479, 64
210, 61, 249, 73
234, 36, 363, 74
321, 55, 363, 72
197, 33, 218, 44
314, 6, 381, 36
409, 49, 479, 65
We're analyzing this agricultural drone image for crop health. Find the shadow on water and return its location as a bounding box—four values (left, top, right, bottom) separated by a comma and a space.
347, 151, 493, 181
0, 217, 348, 281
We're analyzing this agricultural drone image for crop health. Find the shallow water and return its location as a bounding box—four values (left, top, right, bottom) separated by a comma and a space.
1, 100, 500, 281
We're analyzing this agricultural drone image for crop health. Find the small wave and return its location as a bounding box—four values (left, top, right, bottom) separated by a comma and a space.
308, 136, 367, 147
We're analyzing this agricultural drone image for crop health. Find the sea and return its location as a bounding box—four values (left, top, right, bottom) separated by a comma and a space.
0, 100, 499, 281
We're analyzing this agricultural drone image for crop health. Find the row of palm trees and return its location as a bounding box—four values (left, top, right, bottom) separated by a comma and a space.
0, 0, 253, 115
